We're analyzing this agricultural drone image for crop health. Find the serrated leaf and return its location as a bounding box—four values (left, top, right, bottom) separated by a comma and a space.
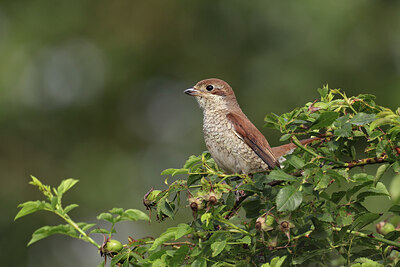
191, 257, 207, 267
122, 209, 149, 221
311, 112, 339, 129
90, 228, 114, 235
285, 154, 305, 169
149, 228, 176, 251
96, 212, 115, 223
317, 213, 333, 223
352, 213, 380, 231
350, 113, 376, 126
187, 174, 202, 186
276, 186, 303, 212
370, 118, 392, 131
279, 134, 291, 142
211, 240, 226, 257
15, 200, 46, 220
267, 170, 297, 182
237, 236, 251, 245
110, 207, 124, 215
184, 155, 202, 169
28, 224, 78, 246
352, 173, 374, 183
161, 168, 189, 176
330, 191, 346, 204
64, 204, 79, 214
110, 253, 127, 266
56, 178, 79, 197
334, 123, 352, 137
175, 223, 192, 240
318, 87, 328, 98
346, 181, 373, 201
157, 197, 175, 219
77, 222, 96, 232
269, 255, 287, 267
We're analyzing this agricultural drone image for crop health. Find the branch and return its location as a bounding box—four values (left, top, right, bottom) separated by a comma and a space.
332, 227, 400, 248
341, 154, 390, 170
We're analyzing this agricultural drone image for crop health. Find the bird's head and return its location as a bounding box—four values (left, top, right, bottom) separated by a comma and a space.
184, 78, 239, 111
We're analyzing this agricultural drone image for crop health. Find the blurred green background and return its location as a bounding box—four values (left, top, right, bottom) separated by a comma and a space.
2, 0, 400, 266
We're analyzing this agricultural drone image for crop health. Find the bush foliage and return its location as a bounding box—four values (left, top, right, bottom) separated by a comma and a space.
16, 88, 400, 266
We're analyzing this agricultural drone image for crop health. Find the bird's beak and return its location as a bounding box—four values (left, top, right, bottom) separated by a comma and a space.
184, 88, 200, 96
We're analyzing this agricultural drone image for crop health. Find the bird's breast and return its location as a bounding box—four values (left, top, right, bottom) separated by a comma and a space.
202, 112, 268, 174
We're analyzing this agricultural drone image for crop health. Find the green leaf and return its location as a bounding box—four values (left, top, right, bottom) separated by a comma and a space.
187, 174, 202, 186
169, 245, 190, 266
191, 257, 207, 267
334, 123, 352, 137
28, 224, 78, 246
350, 113, 376, 126
78, 223, 96, 233
149, 228, 176, 251
292, 249, 332, 264
330, 191, 346, 204
161, 168, 189, 176
175, 223, 192, 240
64, 204, 79, 214
276, 186, 303, 212
316, 213, 333, 223
352, 213, 380, 231
119, 209, 149, 222
352, 173, 374, 183
184, 155, 202, 169
279, 134, 291, 142
269, 256, 287, 267
311, 111, 339, 129
56, 178, 79, 196
211, 240, 226, 257
90, 228, 114, 235
285, 154, 305, 169
157, 197, 175, 219
346, 181, 373, 200
318, 87, 328, 98
15, 200, 46, 220
97, 212, 115, 223
110, 207, 124, 215
370, 117, 392, 131
389, 205, 400, 215
267, 170, 297, 182
237, 236, 251, 245
352, 257, 383, 267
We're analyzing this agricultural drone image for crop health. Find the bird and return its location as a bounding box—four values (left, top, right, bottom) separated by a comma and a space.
184, 78, 279, 174
184, 78, 318, 174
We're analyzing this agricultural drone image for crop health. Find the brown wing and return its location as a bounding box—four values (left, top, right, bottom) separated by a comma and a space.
227, 112, 280, 169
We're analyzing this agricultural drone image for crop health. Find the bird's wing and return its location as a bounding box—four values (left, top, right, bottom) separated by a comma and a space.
227, 112, 280, 169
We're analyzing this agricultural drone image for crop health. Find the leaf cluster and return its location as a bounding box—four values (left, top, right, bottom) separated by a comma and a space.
16, 88, 400, 266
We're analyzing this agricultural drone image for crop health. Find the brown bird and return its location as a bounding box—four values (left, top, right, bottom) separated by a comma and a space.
184, 78, 318, 174
184, 78, 280, 174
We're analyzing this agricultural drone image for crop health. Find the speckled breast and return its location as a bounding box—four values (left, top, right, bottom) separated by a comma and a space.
202, 111, 269, 174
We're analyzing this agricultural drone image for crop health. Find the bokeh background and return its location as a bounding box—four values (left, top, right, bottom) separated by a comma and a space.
2, 0, 400, 266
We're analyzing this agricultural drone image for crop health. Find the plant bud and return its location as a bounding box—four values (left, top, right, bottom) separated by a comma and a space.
207, 192, 219, 205
278, 218, 294, 232
189, 197, 203, 212
376, 221, 396, 235
256, 214, 274, 232
143, 189, 161, 208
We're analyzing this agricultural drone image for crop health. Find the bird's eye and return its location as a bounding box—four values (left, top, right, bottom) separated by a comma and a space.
206, 85, 214, 91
